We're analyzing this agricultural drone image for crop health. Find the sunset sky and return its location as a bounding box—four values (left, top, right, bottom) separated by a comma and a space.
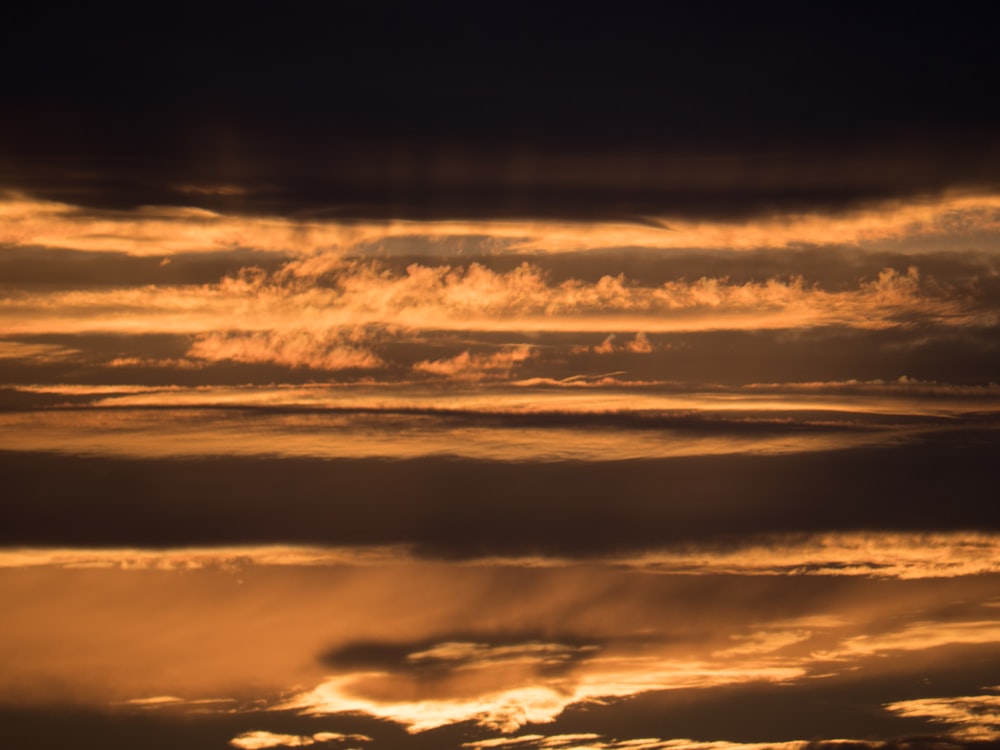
2, 7, 1000, 750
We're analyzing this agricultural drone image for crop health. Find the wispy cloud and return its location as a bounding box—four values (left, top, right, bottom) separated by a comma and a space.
3, 191, 1000, 256
0, 340, 80, 361
3, 533, 998, 579
188, 330, 383, 370
885, 689, 1000, 740
463, 735, 870, 750
229, 730, 372, 749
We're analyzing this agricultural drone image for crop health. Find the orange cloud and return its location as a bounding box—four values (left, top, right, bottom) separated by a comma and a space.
228, 730, 372, 749
2, 543, 997, 736
280, 661, 804, 734
414, 346, 535, 381
0, 260, 985, 339
463, 735, 868, 750
188, 330, 383, 370
4, 532, 998, 579
0, 399, 909, 461
3, 190, 1000, 256
885, 690, 1000, 740
575, 333, 654, 355
0, 340, 80, 361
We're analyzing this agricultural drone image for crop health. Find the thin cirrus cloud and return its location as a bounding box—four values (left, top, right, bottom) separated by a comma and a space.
2, 191, 1000, 256
461, 735, 869, 750
3, 532, 999, 579
0, 532, 1000, 580
8, 378, 995, 463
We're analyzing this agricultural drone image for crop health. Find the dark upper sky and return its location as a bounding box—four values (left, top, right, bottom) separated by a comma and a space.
3, 6, 998, 219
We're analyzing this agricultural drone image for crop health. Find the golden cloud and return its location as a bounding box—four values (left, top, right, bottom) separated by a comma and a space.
3, 191, 1000, 256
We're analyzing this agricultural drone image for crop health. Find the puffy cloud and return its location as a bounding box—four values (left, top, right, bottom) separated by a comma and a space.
0, 260, 985, 339
414, 346, 535, 380
576, 333, 654, 355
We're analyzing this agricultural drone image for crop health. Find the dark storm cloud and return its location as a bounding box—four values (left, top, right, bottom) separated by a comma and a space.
3, 430, 998, 554
0, 705, 410, 750
544, 651, 1000, 746
0, 704, 994, 750
2, 8, 997, 221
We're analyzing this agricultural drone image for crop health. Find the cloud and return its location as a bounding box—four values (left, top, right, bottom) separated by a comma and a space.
575, 333, 654, 355
1, 259, 987, 340
3, 532, 999, 579
3, 191, 1000, 256
817, 620, 1000, 660
106, 356, 204, 369
885, 689, 1000, 740
188, 330, 383, 371
0, 545, 410, 571
462, 736, 874, 750
414, 346, 535, 381
228, 730, 373, 749
0, 340, 79, 361
280, 661, 804, 734
3, 536, 999, 739
615, 532, 1000, 579
229, 731, 317, 749
175, 184, 249, 197
0, 396, 917, 462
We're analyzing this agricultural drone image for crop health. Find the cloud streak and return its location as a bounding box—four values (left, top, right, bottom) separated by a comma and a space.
4, 531, 999, 579
1, 260, 989, 345
3, 192, 1000, 256
885, 690, 1000, 740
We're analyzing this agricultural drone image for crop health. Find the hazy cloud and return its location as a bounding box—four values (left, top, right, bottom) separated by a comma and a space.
0, 340, 79, 361
188, 330, 383, 371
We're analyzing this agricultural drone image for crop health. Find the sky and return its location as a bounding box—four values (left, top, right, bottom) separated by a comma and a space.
2, 7, 1000, 750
